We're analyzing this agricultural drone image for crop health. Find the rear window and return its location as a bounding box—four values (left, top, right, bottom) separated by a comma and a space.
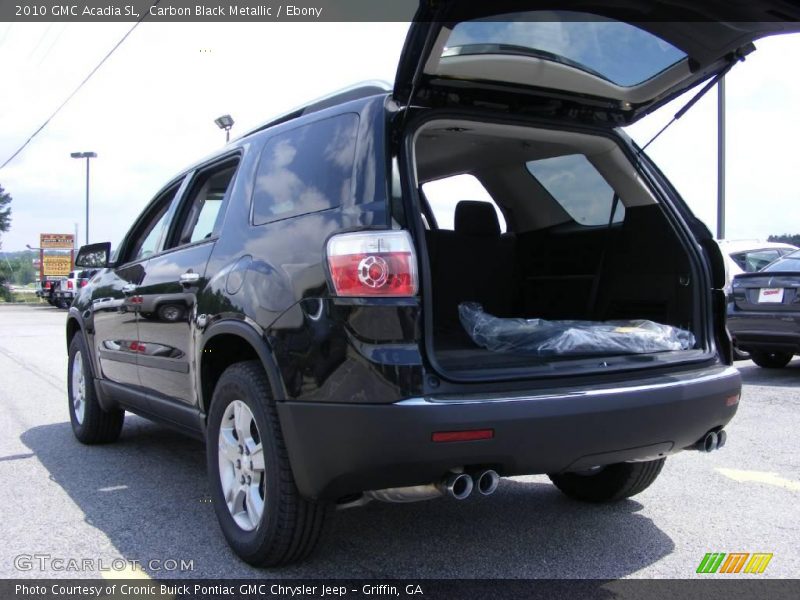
764, 252, 800, 273
252, 113, 359, 225
446, 11, 687, 87
730, 249, 784, 273
526, 154, 624, 226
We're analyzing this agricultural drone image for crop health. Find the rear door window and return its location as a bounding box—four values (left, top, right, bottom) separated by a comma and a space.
252, 113, 359, 225
526, 154, 624, 226
169, 158, 239, 248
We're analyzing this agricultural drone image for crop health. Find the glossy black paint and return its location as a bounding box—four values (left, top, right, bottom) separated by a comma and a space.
66, 87, 740, 500
70, 94, 422, 427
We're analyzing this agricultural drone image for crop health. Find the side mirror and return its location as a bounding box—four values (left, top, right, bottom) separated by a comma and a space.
75, 242, 111, 268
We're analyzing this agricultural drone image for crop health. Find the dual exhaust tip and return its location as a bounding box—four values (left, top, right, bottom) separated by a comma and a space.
443, 469, 500, 500
694, 429, 727, 452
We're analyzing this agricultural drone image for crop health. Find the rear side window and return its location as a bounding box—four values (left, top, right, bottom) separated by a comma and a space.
252, 113, 359, 225
422, 174, 507, 232
526, 154, 624, 226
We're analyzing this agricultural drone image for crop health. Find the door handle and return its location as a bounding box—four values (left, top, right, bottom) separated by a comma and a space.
180, 271, 201, 286
122, 283, 137, 295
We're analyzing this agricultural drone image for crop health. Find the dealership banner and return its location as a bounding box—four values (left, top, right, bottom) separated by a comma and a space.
3, 579, 800, 600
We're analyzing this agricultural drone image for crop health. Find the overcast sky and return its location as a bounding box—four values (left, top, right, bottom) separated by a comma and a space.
0, 22, 798, 252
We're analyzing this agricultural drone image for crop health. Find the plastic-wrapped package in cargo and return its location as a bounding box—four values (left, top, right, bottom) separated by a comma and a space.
458, 302, 696, 356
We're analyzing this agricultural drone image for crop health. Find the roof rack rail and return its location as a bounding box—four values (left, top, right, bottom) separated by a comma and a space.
241, 80, 392, 139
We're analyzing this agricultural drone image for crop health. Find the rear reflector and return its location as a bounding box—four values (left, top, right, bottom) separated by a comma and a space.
726, 394, 740, 406
326, 230, 418, 297
432, 429, 494, 443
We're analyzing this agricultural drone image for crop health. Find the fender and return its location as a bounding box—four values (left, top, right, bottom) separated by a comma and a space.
66, 307, 98, 379
196, 318, 287, 414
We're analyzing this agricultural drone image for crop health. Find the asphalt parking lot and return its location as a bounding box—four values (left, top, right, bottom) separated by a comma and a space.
0, 304, 798, 579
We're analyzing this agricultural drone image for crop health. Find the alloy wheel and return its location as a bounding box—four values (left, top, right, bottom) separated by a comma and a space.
218, 400, 266, 531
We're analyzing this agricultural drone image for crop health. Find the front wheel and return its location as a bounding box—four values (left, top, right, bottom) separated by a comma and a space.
750, 350, 793, 369
548, 458, 666, 503
206, 361, 327, 566
68, 335, 124, 444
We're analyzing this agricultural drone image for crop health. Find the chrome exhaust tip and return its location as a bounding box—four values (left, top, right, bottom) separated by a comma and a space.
443, 473, 473, 500
475, 469, 500, 496
695, 431, 718, 452
716, 429, 727, 450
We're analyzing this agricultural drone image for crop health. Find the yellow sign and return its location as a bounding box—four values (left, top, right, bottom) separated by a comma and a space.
40, 233, 75, 249
42, 255, 72, 276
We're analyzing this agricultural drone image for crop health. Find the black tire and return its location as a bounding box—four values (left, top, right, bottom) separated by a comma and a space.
206, 361, 327, 566
68, 334, 124, 444
750, 350, 793, 369
548, 458, 666, 503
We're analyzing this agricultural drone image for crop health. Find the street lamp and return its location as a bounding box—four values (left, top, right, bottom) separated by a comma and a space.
214, 114, 234, 142
70, 151, 97, 245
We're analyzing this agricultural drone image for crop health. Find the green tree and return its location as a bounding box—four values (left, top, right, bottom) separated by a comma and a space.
768, 234, 800, 247
0, 184, 11, 249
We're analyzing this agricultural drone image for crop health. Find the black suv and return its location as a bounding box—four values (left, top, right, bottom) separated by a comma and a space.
66, 3, 798, 566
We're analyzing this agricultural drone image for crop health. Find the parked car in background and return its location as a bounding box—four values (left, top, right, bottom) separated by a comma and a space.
718, 240, 797, 359
55, 270, 95, 309
728, 250, 800, 368
36, 277, 67, 307
717, 239, 797, 295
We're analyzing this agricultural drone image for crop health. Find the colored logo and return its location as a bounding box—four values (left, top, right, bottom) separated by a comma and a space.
697, 552, 773, 574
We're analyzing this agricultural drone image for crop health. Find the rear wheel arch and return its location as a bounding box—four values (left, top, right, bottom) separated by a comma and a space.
199, 321, 286, 417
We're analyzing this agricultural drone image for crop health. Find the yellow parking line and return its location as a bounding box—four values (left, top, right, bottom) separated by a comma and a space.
716, 468, 800, 492
99, 562, 175, 600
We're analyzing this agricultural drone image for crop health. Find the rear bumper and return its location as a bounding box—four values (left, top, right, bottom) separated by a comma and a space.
728, 312, 800, 353
277, 365, 741, 500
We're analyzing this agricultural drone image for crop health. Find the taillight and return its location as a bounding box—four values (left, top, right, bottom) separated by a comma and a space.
80, 280, 88, 287
67, 280, 74, 290
44, 282, 51, 290
326, 230, 418, 297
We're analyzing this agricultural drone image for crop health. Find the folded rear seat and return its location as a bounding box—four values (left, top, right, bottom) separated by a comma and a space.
426, 201, 518, 335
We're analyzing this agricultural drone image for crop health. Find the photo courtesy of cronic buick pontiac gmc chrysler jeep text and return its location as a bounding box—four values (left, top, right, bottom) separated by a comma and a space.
64, 2, 800, 566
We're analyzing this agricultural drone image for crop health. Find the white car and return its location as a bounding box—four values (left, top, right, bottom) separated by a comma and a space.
717, 239, 797, 296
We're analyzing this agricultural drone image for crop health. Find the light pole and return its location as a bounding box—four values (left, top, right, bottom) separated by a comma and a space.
70, 151, 97, 245
214, 114, 234, 143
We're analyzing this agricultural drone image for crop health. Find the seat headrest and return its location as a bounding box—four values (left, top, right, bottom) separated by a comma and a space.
454, 201, 501, 236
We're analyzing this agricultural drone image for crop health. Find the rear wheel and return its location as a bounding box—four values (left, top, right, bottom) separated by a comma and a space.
68, 335, 124, 444
750, 350, 793, 369
206, 361, 327, 566
548, 458, 666, 503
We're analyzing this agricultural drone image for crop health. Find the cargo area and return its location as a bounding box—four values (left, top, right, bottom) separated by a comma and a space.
411, 119, 701, 376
